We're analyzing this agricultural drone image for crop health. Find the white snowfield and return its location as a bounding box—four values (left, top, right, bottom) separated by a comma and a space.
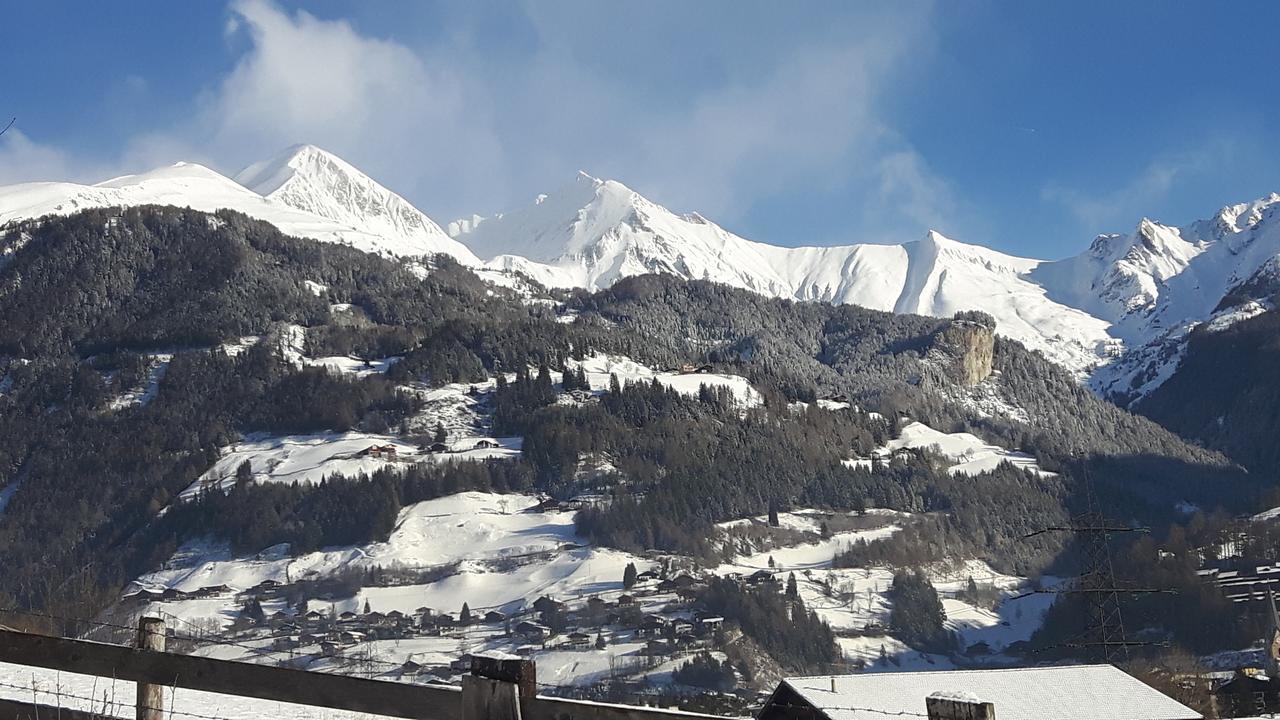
844, 421, 1053, 478
138, 493, 589, 598
182, 432, 520, 499
566, 353, 763, 408
5, 146, 1280, 392
713, 512, 1051, 670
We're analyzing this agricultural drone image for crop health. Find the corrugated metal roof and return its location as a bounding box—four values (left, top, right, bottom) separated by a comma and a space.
781, 665, 1201, 720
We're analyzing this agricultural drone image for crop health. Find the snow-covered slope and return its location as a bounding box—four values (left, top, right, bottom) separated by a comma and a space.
459, 173, 1113, 374
1032, 193, 1280, 402
236, 145, 479, 263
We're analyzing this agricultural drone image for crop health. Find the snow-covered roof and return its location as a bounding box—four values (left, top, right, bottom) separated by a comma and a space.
778, 665, 1200, 720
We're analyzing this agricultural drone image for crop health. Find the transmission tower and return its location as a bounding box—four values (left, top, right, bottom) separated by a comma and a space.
1022, 465, 1168, 662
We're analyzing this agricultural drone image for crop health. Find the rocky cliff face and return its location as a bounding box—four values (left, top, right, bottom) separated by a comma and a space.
931, 318, 995, 386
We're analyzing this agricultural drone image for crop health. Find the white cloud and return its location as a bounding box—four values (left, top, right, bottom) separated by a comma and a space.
5, 0, 957, 245
127, 0, 508, 215
1041, 136, 1238, 232
0, 130, 81, 185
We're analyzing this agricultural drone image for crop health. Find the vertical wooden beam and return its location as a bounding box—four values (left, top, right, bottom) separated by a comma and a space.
462, 675, 522, 720
462, 657, 534, 720
471, 656, 537, 698
135, 617, 166, 720
926, 694, 995, 720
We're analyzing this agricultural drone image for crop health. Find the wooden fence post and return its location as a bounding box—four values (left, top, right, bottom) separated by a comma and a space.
463, 657, 536, 720
136, 617, 166, 720
925, 692, 995, 720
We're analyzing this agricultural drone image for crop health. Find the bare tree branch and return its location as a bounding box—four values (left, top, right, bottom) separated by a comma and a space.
0, 117, 14, 138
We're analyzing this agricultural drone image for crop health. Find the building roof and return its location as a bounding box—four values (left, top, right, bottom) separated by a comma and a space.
777, 665, 1201, 720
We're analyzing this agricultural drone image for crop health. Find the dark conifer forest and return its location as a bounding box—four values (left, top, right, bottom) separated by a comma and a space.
0, 206, 1266, 659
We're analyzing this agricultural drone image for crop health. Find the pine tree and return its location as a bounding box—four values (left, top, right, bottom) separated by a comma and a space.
363, 599, 372, 615
434, 422, 447, 443
460, 602, 472, 624
768, 501, 780, 527
235, 460, 254, 490
609, 373, 622, 395
786, 572, 799, 601
623, 562, 638, 590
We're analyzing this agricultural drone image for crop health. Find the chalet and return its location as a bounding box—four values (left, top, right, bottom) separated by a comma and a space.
358, 444, 399, 459
299, 632, 319, 645
586, 596, 608, 613
271, 636, 300, 652
159, 588, 188, 602
304, 610, 325, 623
399, 660, 422, 676
387, 610, 406, 624
192, 584, 231, 598
746, 569, 776, 585
424, 442, 450, 454
565, 632, 592, 650
435, 612, 456, 627
515, 645, 539, 657
473, 439, 501, 450
269, 610, 292, 625
671, 618, 695, 636
338, 611, 358, 623
697, 615, 724, 634
672, 574, 697, 588
568, 493, 608, 509
678, 363, 714, 375
449, 653, 475, 673
125, 589, 163, 602
758, 666, 1201, 720
515, 621, 550, 643
636, 615, 667, 639
319, 641, 339, 658
616, 594, 637, 607
532, 595, 565, 615
365, 611, 388, 626
338, 630, 365, 645
634, 570, 659, 583
657, 579, 677, 592
484, 610, 508, 624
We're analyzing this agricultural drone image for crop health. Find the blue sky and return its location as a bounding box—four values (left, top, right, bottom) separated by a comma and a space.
2, 1, 1279, 258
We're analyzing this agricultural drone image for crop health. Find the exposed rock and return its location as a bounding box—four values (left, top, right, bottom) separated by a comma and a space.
930, 317, 995, 386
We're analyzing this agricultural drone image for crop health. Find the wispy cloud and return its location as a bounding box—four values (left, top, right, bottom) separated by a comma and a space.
4, 0, 956, 245
1041, 136, 1239, 233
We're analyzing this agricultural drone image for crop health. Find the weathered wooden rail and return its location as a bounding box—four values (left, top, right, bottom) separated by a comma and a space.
0, 619, 727, 720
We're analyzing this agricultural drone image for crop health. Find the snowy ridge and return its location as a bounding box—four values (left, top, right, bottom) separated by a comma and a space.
5, 147, 1280, 394
0, 159, 476, 262
460, 174, 1113, 374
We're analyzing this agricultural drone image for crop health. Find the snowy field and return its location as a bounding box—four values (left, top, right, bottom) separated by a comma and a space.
844, 421, 1054, 478
566, 354, 763, 408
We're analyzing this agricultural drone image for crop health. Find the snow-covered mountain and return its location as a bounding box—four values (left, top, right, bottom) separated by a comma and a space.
235, 145, 479, 263
0, 153, 479, 263
3, 145, 1280, 399
454, 171, 1114, 373
456, 172, 1280, 399
1033, 193, 1280, 402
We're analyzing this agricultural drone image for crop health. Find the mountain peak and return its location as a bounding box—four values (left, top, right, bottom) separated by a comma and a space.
234, 146, 479, 264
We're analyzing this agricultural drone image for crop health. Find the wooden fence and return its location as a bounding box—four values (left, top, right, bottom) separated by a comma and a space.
0, 618, 727, 720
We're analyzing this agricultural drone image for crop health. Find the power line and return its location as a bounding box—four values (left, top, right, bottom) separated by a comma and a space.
0, 677, 240, 720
